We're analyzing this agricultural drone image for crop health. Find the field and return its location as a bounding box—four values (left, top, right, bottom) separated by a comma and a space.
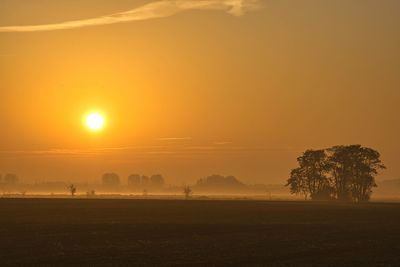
0, 199, 399, 266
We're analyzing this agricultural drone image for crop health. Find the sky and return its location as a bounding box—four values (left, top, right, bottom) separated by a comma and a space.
0, 0, 399, 185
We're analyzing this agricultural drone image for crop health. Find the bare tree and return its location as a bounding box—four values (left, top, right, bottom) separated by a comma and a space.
183, 186, 192, 199
86, 190, 96, 197
69, 184, 77, 196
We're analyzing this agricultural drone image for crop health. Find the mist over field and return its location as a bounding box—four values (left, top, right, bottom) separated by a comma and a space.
1, 0, 399, 266
1, 0, 399, 185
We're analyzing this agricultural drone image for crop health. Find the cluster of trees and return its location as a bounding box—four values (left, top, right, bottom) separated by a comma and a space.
102, 173, 120, 187
0, 174, 19, 185
128, 174, 165, 190
195, 175, 246, 192
287, 145, 385, 202
101, 173, 165, 190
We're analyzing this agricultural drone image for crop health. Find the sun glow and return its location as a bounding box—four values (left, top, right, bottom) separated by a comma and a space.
85, 112, 105, 131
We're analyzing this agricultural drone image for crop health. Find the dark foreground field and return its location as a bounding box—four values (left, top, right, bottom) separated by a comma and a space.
0, 199, 399, 266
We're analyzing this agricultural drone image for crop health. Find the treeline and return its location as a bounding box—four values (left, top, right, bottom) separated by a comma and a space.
287, 145, 385, 202
195, 175, 247, 192
101, 173, 165, 190
0, 174, 19, 185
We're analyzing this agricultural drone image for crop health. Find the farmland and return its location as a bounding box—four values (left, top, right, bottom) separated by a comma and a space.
0, 199, 399, 266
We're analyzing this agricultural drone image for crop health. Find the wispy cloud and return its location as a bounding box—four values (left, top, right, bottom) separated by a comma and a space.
0, 0, 260, 33
214, 141, 233, 145
157, 137, 193, 141
0, 148, 100, 156
0, 145, 303, 159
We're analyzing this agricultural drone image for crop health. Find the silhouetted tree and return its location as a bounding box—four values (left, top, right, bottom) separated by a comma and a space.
183, 186, 192, 199
142, 189, 148, 197
287, 145, 385, 202
287, 168, 309, 199
328, 145, 385, 202
86, 190, 96, 197
287, 150, 333, 200
69, 184, 76, 196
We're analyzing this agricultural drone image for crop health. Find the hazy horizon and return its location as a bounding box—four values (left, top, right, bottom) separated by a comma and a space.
1, 0, 399, 184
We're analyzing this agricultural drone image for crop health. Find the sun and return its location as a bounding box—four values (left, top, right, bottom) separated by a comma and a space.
85, 112, 105, 131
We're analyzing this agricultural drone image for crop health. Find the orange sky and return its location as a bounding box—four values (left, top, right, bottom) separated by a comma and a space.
0, 0, 399, 184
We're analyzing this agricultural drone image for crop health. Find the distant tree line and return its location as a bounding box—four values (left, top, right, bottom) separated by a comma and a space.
195, 175, 246, 192
0, 173, 19, 185
286, 145, 385, 202
101, 173, 165, 190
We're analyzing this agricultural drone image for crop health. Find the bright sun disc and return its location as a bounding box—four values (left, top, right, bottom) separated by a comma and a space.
86, 113, 105, 131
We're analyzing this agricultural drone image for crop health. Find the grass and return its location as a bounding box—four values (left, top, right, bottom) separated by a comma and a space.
0, 198, 399, 266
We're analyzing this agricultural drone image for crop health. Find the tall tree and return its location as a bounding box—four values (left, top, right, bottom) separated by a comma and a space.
69, 184, 77, 196
356, 146, 385, 202
328, 145, 385, 202
287, 167, 309, 199
327, 145, 355, 201
287, 150, 333, 200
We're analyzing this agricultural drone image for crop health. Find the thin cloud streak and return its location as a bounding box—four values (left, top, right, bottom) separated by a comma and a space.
0, 0, 260, 33
157, 137, 193, 141
0, 145, 303, 159
214, 141, 233, 145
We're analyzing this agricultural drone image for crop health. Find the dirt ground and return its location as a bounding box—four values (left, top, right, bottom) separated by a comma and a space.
0, 198, 399, 266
